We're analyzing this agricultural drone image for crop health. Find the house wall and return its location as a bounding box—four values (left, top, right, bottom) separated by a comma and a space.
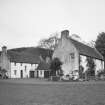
94, 59, 104, 75
53, 30, 79, 76
0, 46, 11, 78
38, 70, 44, 78
10, 62, 38, 78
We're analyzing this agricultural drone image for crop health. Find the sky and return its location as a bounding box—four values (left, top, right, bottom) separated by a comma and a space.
0, 0, 105, 49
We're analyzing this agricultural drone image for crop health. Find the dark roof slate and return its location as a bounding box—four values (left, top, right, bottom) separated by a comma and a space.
70, 38, 103, 60
6, 47, 53, 64
37, 62, 50, 70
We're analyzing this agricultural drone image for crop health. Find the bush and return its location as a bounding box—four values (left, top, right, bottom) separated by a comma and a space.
50, 58, 62, 76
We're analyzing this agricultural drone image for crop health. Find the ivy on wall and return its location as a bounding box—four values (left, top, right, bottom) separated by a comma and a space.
86, 57, 96, 77
79, 56, 84, 79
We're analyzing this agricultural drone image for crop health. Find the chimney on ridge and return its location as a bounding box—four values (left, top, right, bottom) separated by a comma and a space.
2, 46, 7, 54
61, 30, 69, 39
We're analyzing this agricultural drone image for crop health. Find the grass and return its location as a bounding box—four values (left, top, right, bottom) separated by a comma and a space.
0, 79, 105, 105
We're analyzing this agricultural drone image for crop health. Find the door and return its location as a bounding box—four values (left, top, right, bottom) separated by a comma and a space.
20, 70, 23, 78
44, 71, 49, 78
29, 71, 35, 78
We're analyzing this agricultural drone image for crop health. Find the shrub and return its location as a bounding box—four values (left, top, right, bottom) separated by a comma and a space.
50, 57, 62, 76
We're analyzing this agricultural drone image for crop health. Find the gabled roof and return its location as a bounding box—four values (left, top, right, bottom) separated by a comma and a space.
6, 47, 53, 64
69, 38, 103, 60
37, 61, 51, 70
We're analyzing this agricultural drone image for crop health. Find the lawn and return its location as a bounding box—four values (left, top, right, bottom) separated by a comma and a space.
0, 79, 105, 105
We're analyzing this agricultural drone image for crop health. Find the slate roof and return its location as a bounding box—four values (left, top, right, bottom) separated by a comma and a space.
5, 47, 53, 64
70, 38, 103, 60
37, 62, 51, 70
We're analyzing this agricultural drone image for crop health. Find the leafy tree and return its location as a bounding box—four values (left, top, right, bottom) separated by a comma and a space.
95, 32, 105, 70
38, 32, 59, 50
88, 40, 95, 48
78, 56, 84, 79
78, 56, 83, 79
86, 57, 96, 78
95, 32, 105, 57
50, 58, 62, 76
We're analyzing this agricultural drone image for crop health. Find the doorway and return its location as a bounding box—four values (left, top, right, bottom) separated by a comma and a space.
29, 71, 35, 78
20, 70, 23, 78
44, 71, 50, 78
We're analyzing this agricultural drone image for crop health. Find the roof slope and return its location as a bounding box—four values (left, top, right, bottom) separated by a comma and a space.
70, 38, 103, 60
7, 47, 53, 64
37, 61, 50, 70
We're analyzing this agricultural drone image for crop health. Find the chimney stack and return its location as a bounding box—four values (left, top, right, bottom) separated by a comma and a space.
61, 30, 69, 39
2, 46, 7, 54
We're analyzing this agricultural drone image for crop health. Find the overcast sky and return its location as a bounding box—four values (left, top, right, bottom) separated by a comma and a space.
0, 0, 105, 49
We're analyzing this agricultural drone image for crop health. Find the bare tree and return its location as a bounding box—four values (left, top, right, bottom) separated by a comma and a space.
38, 32, 59, 50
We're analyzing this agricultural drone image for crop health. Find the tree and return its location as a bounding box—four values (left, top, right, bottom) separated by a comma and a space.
79, 56, 84, 79
95, 32, 105, 71
88, 40, 95, 48
86, 57, 96, 79
38, 32, 59, 50
50, 58, 62, 76
0, 69, 7, 79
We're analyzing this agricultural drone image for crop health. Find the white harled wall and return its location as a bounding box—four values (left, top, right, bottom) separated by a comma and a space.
38, 70, 44, 78
80, 55, 87, 73
53, 31, 79, 76
80, 55, 104, 75
10, 62, 38, 78
94, 59, 104, 75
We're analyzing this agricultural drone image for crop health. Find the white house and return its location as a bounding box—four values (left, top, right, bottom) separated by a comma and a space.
53, 30, 104, 79
0, 46, 52, 78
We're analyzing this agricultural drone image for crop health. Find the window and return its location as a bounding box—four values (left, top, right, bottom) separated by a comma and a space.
14, 70, 17, 75
40, 71, 42, 75
70, 53, 75, 59
25, 66, 27, 72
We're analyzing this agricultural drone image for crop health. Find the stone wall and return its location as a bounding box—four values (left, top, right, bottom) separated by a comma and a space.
0, 46, 11, 78
53, 30, 79, 75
